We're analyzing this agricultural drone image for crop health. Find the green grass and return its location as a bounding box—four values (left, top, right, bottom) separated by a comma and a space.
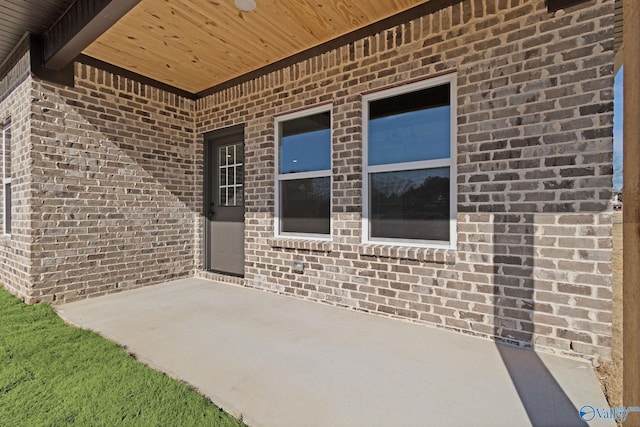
0, 288, 246, 427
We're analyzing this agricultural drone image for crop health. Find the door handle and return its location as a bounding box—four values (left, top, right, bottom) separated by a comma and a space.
210, 202, 215, 216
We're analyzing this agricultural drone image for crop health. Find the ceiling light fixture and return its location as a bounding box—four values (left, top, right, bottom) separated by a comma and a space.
234, 0, 256, 12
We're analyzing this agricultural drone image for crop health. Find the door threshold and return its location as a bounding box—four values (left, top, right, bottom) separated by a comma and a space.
206, 269, 244, 278
199, 270, 246, 287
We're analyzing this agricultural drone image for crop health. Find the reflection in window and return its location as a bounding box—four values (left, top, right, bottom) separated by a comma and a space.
370, 168, 450, 241
369, 85, 450, 166
276, 107, 332, 236
280, 112, 331, 174
364, 77, 456, 246
281, 177, 330, 234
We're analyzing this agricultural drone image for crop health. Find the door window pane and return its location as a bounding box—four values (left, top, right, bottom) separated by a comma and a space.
219, 143, 243, 207
370, 168, 450, 241
220, 166, 227, 186
235, 143, 243, 164
281, 177, 330, 234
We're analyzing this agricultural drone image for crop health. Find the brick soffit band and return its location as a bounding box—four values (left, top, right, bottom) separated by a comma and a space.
76, 54, 197, 100
1, 0, 592, 102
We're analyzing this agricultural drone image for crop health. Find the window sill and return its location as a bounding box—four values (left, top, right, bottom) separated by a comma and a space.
358, 243, 456, 264
268, 238, 333, 252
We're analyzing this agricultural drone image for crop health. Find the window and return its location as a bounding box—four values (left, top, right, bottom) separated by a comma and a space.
362, 75, 456, 248
2, 122, 10, 235
275, 105, 332, 238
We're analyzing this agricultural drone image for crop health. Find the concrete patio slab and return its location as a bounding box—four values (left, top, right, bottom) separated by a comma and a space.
57, 278, 613, 427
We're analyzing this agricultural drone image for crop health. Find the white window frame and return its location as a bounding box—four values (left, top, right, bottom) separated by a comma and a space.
274, 104, 333, 240
362, 74, 457, 249
2, 122, 10, 236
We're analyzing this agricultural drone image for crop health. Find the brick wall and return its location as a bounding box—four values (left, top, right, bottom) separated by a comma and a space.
196, 0, 615, 360
27, 63, 197, 303
0, 52, 34, 300
0, 0, 615, 361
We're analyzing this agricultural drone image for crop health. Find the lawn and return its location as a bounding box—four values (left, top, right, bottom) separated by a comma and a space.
0, 288, 246, 426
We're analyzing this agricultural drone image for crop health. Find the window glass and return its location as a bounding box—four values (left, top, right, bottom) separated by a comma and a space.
2, 124, 10, 235
4, 183, 10, 235
364, 78, 455, 245
3, 126, 10, 179
276, 108, 332, 236
279, 112, 331, 174
281, 177, 330, 235
368, 85, 450, 166
370, 168, 450, 241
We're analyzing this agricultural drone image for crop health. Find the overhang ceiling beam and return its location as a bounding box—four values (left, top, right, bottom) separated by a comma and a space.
44, 0, 140, 71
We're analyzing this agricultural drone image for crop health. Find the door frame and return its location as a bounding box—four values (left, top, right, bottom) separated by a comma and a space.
203, 124, 245, 275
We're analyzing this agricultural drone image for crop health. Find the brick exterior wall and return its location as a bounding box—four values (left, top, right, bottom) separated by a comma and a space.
196, 0, 615, 360
0, 53, 33, 300
0, 0, 615, 361
27, 64, 197, 303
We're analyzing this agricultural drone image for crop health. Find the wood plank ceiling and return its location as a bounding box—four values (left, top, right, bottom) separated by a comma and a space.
83, 0, 429, 93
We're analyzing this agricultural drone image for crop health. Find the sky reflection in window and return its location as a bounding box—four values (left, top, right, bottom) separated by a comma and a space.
368, 106, 450, 166
279, 112, 331, 174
